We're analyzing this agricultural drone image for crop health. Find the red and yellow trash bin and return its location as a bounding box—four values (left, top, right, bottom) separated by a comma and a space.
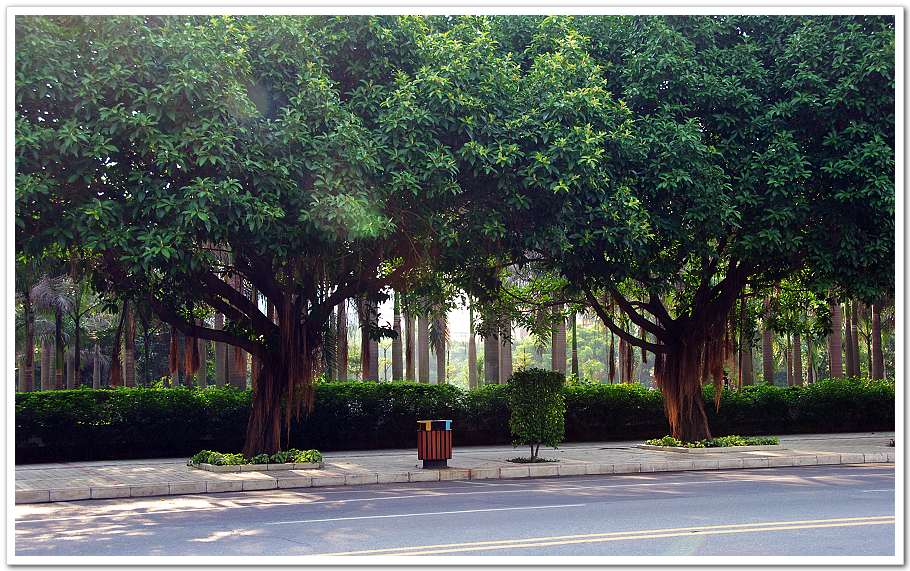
417, 419, 453, 469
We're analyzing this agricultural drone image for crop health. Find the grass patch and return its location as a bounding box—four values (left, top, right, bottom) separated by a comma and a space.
646, 435, 779, 448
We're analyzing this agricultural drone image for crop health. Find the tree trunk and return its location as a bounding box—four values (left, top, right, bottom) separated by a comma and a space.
168, 325, 180, 387
843, 302, 856, 377
337, 301, 348, 381
123, 304, 136, 387
369, 302, 379, 380
65, 348, 75, 389
499, 322, 513, 383
570, 313, 579, 379
619, 337, 627, 383
738, 299, 753, 387
40, 339, 51, 390
484, 332, 500, 384
92, 343, 101, 389
551, 305, 566, 375
654, 338, 713, 442
418, 314, 430, 383
785, 333, 793, 386
22, 299, 35, 392
73, 313, 81, 388
828, 301, 844, 378
871, 303, 884, 379
434, 313, 446, 384
792, 332, 803, 386
807, 337, 816, 384
54, 306, 64, 390
230, 346, 247, 389
405, 314, 415, 381
850, 302, 861, 376
197, 320, 208, 387
214, 314, 226, 386
109, 302, 127, 387
608, 332, 615, 383
468, 304, 478, 389
761, 298, 774, 385
392, 292, 403, 380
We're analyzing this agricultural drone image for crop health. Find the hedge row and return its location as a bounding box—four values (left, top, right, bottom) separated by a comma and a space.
15, 377, 894, 463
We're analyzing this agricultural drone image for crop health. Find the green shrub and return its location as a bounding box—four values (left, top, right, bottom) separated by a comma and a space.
15, 378, 893, 463
507, 368, 566, 459
646, 434, 780, 448
249, 453, 270, 464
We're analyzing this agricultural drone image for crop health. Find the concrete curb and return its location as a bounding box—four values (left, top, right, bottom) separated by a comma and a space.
14, 451, 895, 505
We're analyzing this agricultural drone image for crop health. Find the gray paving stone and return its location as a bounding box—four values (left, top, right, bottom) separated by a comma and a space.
49, 488, 91, 502
205, 480, 242, 493
16, 490, 50, 504
557, 464, 587, 477
499, 466, 531, 479
242, 479, 278, 491
277, 477, 313, 489
407, 470, 440, 483
344, 473, 379, 486
91, 486, 131, 499
130, 484, 170, 498
469, 467, 500, 480
168, 482, 206, 495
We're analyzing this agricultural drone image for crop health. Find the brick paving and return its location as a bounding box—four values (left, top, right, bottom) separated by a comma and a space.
15, 432, 895, 504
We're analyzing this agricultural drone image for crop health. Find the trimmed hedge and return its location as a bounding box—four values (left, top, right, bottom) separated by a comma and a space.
15, 377, 894, 463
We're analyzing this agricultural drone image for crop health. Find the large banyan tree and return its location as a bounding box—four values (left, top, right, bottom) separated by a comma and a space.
15, 15, 630, 454
500, 15, 895, 440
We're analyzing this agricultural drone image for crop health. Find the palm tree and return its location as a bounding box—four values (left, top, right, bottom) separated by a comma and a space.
499, 319, 512, 383
871, 302, 884, 379
551, 305, 566, 375
843, 302, 856, 377
418, 314, 430, 383
467, 302, 478, 389
792, 332, 803, 385
213, 313, 226, 386
570, 312, 579, 379
483, 332, 499, 384
29, 274, 74, 390
850, 302, 861, 376
828, 301, 844, 378
336, 300, 348, 381
430, 309, 447, 384
762, 297, 774, 384
392, 292, 404, 380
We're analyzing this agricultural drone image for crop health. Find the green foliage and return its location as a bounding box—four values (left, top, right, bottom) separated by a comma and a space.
16, 379, 893, 463
187, 448, 322, 466
645, 435, 779, 448
507, 368, 566, 457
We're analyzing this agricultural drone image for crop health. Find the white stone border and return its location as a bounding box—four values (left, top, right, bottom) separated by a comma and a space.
637, 444, 782, 454
188, 462, 323, 473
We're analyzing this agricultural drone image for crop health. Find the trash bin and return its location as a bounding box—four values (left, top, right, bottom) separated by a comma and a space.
417, 419, 452, 468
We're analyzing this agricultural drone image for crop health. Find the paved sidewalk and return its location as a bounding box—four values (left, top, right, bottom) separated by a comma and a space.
14, 432, 895, 504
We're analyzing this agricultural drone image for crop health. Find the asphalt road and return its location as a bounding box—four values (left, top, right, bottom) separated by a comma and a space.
15, 464, 895, 558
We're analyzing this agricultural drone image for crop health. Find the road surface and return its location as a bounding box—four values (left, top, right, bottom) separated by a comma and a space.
15, 464, 895, 557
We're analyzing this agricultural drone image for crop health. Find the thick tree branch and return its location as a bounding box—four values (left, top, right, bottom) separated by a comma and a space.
583, 285, 666, 354
607, 285, 669, 341
150, 297, 266, 358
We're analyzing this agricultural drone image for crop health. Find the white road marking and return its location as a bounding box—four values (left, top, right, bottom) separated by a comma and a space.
262, 503, 587, 525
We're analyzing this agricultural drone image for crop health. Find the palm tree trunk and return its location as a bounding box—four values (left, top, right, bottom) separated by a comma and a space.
109, 302, 127, 387
73, 313, 81, 388
828, 301, 844, 378
785, 333, 792, 386
336, 301, 348, 381
405, 314, 415, 381
418, 314, 430, 383
22, 299, 35, 392
65, 348, 75, 389
40, 339, 51, 390
792, 332, 803, 386
196, 320, 208, 387
843, 302, 856, 377
369, 301, 379, 380
807, 337, 816, 383
850, 302, 861, 376
738, 299, 753, 387
483, 332, 500, 384
871, 303, 884, 379
468, 305, 478, 389
608, 331, 615, 383
761, 298, 774, 384
92, 343, 101, 388
434, 312, 447, 384
214, 314, 226, 386
570, 313, 579, 379
123, 304, 136, 387
499, 321, 512, 383
551, 305, 566, 375
392, 292, 403, 380
54, 306, 64, 389
168, 325, 179, 387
